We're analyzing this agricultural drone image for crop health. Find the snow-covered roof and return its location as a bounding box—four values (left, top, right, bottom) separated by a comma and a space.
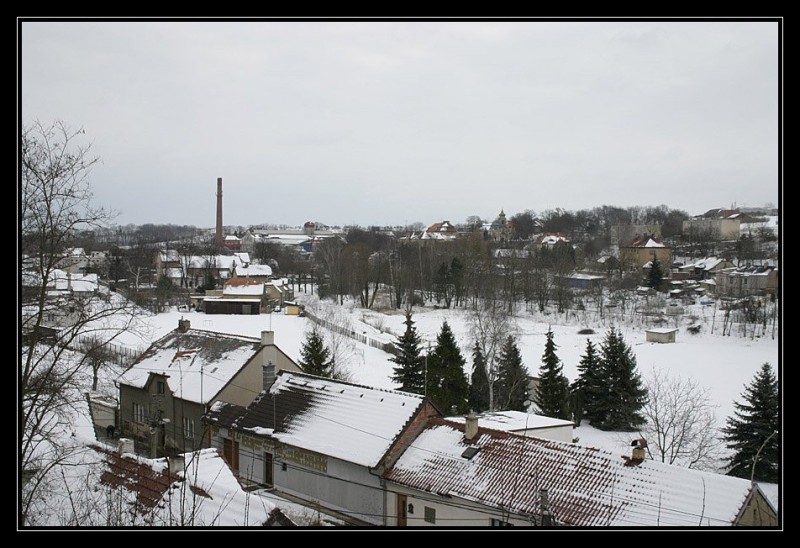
117, 324, 263, 404
233, 252, 251, 264
646, 327, 679, 334
384, 418, 770, 527
446, 410, 573, 432
227, 370, 427, 468
538, 233, 568, 246
223, 282, 265, 296
682, 257, 728, 271
44, 269, 99, 293
561, 272, 605, 281
625, 235, 667, 248
234, 263, 273, 277
31, 444, 278, 527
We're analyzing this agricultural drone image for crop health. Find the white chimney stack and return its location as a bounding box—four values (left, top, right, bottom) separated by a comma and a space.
168, 455, 185, 475
117, 438, 135, 455
465, 411, 479, 441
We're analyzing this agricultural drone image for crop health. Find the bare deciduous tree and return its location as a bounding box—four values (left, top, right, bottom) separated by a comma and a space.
469, 299, 519, 411
639, 370, 726, 471
20, 120, 142, 526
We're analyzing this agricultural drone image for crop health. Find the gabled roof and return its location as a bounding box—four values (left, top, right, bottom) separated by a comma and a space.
426, 220, 457, 233
47, 269, 99, 292
212, 370, 427, 468
681, 257, 729, 271
117, 324, 263, 404
223, 278, 266, 296
537, 232, 569, 246
623, 235, 668, 248
234, 263, 273, 277
383, 418, 768, 527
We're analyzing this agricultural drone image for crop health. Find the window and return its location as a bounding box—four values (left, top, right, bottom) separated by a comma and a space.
491, 518, 514, 527
157, 380, 165, 394
133, 402, 146, 423
183, 416, 195, 440
424, 506, 436, 524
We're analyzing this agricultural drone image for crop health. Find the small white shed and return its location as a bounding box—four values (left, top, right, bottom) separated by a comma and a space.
646, 327, 678, 343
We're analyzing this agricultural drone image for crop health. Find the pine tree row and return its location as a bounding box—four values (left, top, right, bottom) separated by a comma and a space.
301, 314, 779, 482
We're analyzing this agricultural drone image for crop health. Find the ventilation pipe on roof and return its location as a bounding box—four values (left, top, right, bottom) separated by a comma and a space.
263, 361, 276, 391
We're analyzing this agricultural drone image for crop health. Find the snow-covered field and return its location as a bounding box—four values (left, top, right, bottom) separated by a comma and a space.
109, 289, 779, 453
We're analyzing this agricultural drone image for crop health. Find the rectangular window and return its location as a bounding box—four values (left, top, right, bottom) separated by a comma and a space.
133, 402, 146, 423
157, 381, 165, 394
424, 506, 436, 524
183, 416, 195, 440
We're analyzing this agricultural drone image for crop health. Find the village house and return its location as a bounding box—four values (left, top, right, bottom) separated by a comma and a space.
56, 247, 90, 274
678, 256, 736, 280
714, 265, 779, 298
58, 441, 290, 526
619, 234, 673, 274
116, 319, 302, 458
683, 209, 742, 241
204, 372, 777, 528
381, 415, 777, 527
205, 370, 441, 526
446, 410, 574, 443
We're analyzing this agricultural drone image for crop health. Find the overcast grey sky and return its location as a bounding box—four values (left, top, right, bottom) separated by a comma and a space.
20, 18, 780, 229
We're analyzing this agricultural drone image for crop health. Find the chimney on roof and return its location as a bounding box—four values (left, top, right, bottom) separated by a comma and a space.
117, 438, 135, 455
178, 317, 191, 333
540, 488, 554, 526
168, 455, 185, 476
631, 438, 648, 460
465, 411, 479, 441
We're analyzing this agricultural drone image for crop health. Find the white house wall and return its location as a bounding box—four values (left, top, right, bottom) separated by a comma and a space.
387, 485, 536, 527
229, 430, 386, 526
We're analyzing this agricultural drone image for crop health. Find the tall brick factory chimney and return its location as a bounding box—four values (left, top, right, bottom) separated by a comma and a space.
215, 177, 223, 249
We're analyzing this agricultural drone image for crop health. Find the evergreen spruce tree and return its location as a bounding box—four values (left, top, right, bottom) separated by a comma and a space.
534, 328, 571, 420
494, 335, 529, 411
570, 338, 601, 427
390, 311, 426, 394
721, 362, 780, 482
426, 321, 470, 415
468, 341, 491, 413
647, 256, 664, 291
594, 327, 648, 431
298, 327, 334, 377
